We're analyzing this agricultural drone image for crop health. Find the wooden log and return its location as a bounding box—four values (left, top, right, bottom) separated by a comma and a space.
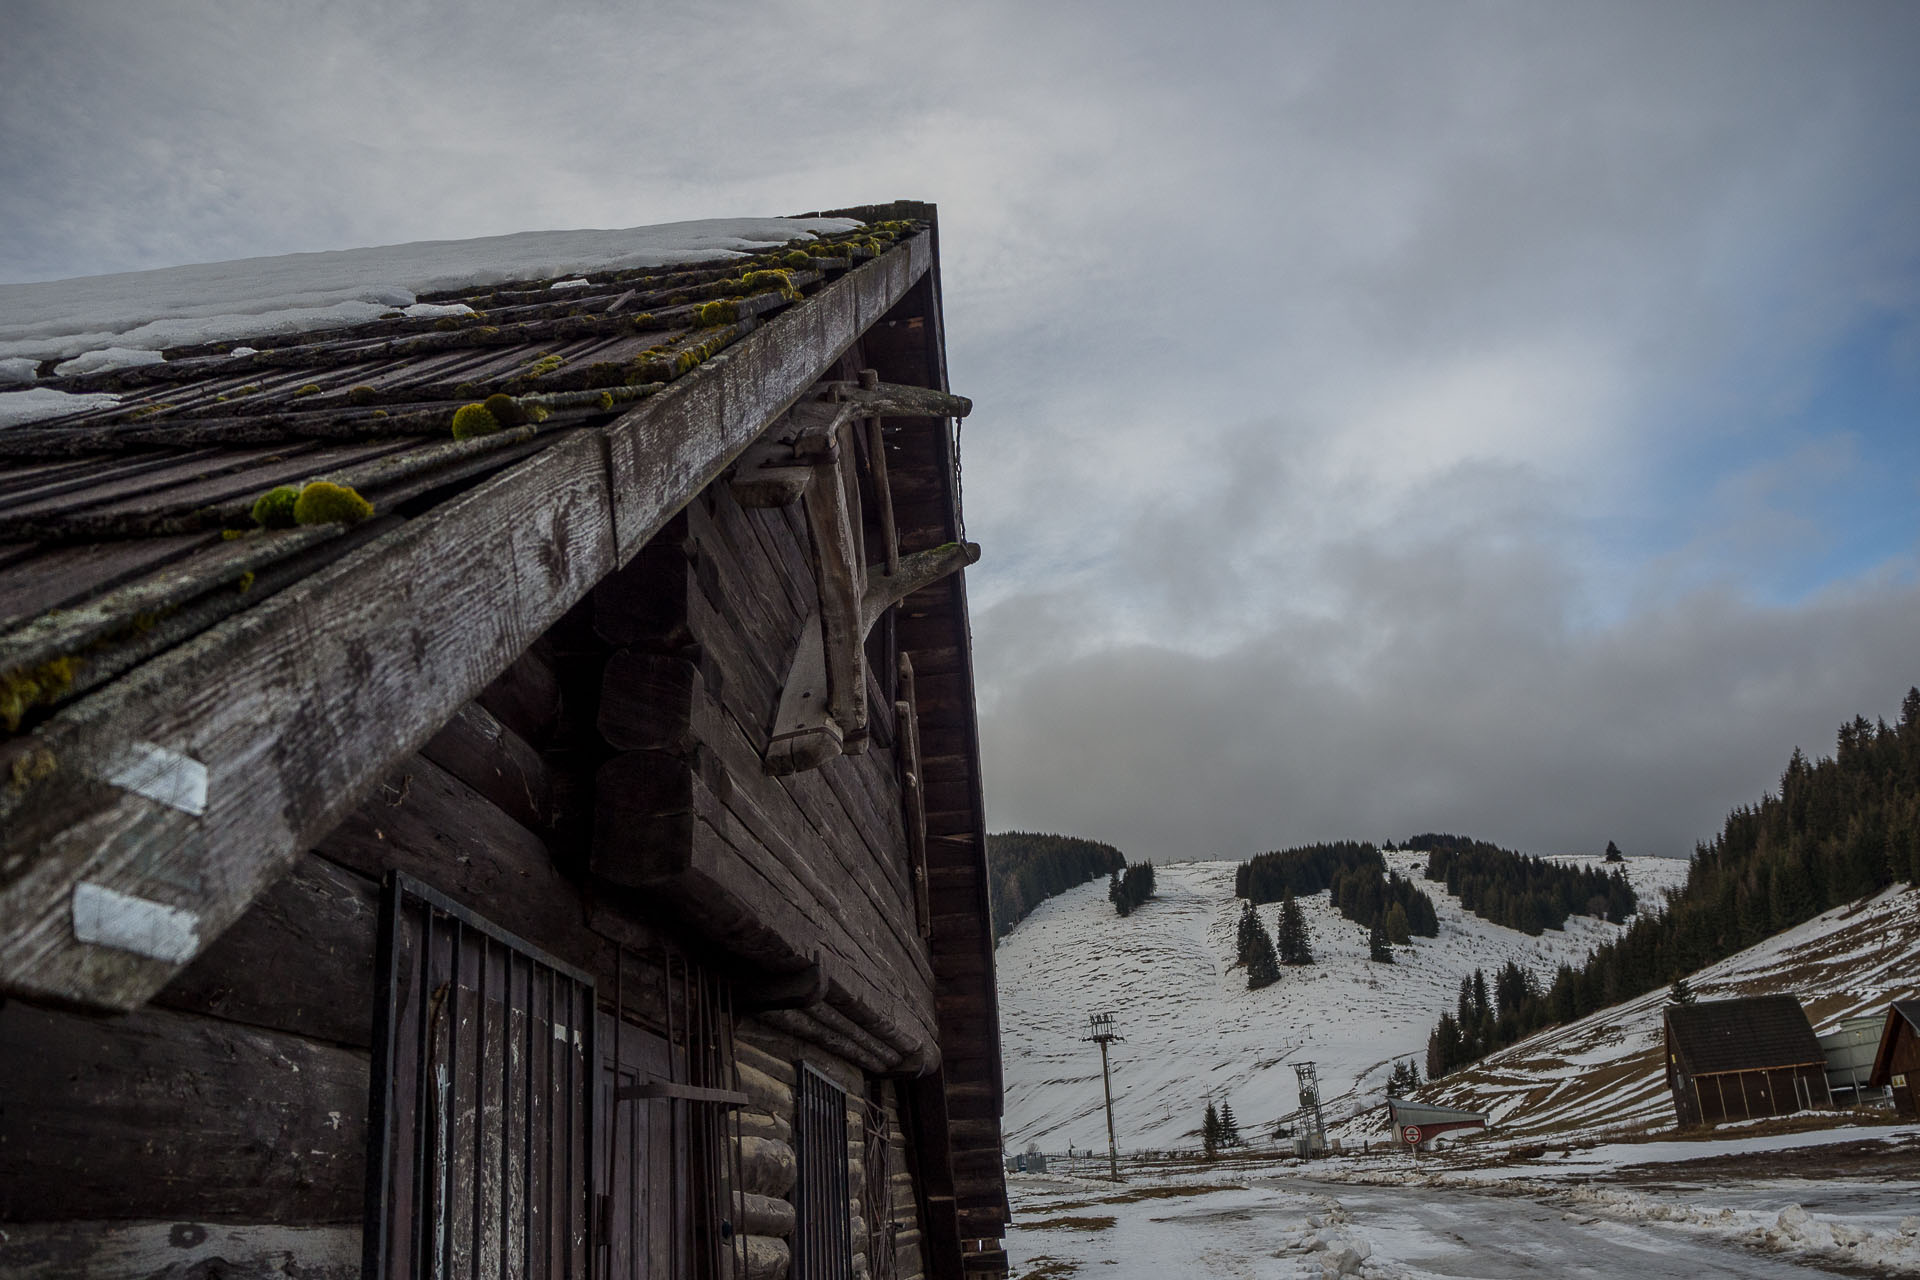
737, 1108, 794, 1146
598, 650, 701, 753
153, 852, 378, 1048
475, 643, 562, 747
738, 1136, 797, 1198
418, 699, 552, 833
758, 1007, 893, 1077
591, 516, 694, 649
737, 1060, 797, 1115
742, 1233, 792, 1280
0, 1001, 367, 1222
732, 1030, 800, 1085
0, 1220, 360, 1280
313, 752, 597, 974
736, 1191, 798, 1238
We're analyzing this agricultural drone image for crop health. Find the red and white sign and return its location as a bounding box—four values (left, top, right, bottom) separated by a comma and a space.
1401, 1125, 1422, 1145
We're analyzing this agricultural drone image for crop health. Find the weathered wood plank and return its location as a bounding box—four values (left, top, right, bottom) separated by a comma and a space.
316, 752, 598, 973
604, 236, 932, 564
0, 1001, 367, 1222
0, 433, 615, 1010
153, 852, 378, 1048
419, 698, 553, 833
473, 643, 563, 748
0, 1220, 360, 1280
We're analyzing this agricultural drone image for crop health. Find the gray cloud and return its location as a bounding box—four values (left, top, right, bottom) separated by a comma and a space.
5, 1, 1918, 860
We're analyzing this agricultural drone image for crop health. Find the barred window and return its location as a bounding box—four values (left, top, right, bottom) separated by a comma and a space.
365, 874, 596, 1280
793, 1065, 852, 1280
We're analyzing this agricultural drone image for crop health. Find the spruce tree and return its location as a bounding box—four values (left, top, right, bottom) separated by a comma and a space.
1202, 1101, 1221, 1159
1668, 976, 1696, 1005
1277, 889, 1313, 965
1368, 921, 1394, 964
1219, 1102, 1240, 1147
1246, 910, 1281, 989
1605, 840, 1624, 863
1236, 901, 1258, 967
1384, 901, 1412, 945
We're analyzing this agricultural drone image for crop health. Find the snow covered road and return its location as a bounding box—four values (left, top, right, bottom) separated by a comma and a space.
1006, 1169, 1911, 1278
1296, 1179, 1859, 1279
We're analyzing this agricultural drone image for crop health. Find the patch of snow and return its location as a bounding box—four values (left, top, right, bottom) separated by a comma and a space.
0, 216, 862, 367
51, 346, 166, 377
0, 387, 122, 427
401, 302, 473, 319
548, 278, 591, 290
0, 357, 37, 385
228, 346, 257, 357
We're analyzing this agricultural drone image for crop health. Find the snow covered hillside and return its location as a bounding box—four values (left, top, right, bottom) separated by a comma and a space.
1415, 882, 1920, 1142
996, 852, 1689, 1151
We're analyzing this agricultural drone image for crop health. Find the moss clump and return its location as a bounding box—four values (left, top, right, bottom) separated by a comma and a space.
628, 312, 657, 330
379, 310, 405, 320
371, 409, 388, 418
525, 354, 565, 378
696, 299, 738, 327
737, 269, 794, 294
8, 747, 58, 791
451, 403, 501, 440
596, 390, 614, 411
346, 385, 379, 405
292, 481, 374, 526
1, 658, 79, 733
294, 383, 322, 397
251, 485, 301, 528
782, 250, 812, 267
482, 392, 526, 428
452, 381, 481, 398
235, 571, 256, 594
433, 316, 464, 331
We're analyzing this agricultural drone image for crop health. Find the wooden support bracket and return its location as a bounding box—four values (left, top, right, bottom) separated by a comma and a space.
755, 375, 979, 777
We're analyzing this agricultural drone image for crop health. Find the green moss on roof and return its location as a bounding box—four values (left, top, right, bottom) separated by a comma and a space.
293, 481, 374, 526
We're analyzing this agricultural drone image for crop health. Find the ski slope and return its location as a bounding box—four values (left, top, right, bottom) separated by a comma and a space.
1413, 882, 1920, 1143
995, 852, 1689, 1151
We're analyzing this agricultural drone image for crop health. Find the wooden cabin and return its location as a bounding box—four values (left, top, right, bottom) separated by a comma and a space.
0, 204, 1010, 1279
1663, 995, 1832, 1127
1867, 1000, 1920, 1118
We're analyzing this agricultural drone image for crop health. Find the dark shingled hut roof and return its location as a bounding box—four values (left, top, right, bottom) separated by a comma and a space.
1869, 1000, 1920, 1086
1665, 994, 1825, 1075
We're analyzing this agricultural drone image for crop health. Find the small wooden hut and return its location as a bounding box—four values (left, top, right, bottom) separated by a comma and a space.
0, 204, 1009, 1278
1866, 1000, 1920, 1118
1663, 995, 1832, 1127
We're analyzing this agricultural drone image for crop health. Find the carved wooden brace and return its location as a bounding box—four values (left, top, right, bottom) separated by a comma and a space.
737, 375, 977, 775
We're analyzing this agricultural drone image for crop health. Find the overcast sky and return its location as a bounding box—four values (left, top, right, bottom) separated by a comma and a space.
5, 1, 1917, 861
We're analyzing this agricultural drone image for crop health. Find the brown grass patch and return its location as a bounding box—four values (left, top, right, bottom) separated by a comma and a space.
1020, 1215, 1116, 1231
1014, 1258, 1082, 1278
1097, 1183, 1241, 1204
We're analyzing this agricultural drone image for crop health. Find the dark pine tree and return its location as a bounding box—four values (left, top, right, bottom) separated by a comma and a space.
1246, 911, 1281, 989
1277, 889, 1314, 964
1605, 840, 1624, 863
1219, 1102, 1241, 1147
1368, 921, 1394, 964
1202, 1101, 1221, 1159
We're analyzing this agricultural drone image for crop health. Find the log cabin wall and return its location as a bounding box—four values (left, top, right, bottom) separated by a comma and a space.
0, 204, 1006, 1280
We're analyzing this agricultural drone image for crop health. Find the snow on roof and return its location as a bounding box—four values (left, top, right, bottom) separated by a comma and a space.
0, 217, 862, 370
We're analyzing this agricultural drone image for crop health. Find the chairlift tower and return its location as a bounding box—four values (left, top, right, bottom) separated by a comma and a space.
1084, 1012, 1123, 1181
1293, 1061, 1326, 1156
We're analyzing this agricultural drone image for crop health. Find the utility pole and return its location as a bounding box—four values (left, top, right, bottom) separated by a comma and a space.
1085, 1012, 1123, 1181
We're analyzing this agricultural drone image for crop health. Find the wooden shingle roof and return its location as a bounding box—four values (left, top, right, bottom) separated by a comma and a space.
1666, 995, 1825, 1075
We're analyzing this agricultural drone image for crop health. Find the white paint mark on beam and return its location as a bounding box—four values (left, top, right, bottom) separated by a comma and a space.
99, 740, 208, 815
71, 882, 201, 963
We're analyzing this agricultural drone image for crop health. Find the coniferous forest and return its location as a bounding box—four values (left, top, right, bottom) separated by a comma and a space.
1426, 689, 1920, 1080
1236, 841, 1440, 942
985, 831, 1126, 938
1412, 833, 1636, 934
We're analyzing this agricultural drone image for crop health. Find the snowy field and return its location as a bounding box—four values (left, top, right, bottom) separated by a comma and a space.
996, 854, 1690, 1151
1007, 1128, 1920, 1279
